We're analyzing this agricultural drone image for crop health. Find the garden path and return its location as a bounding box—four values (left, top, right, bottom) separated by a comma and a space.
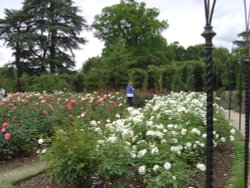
225, 110, 246, 136
225, 110, 250, 186
0, 161, 47, 188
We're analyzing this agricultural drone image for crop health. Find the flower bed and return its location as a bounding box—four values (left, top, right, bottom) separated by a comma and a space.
0, 91, 126, 159
39, 92, 235, 187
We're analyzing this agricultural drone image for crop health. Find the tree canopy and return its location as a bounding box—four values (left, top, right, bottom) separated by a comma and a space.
0, 0, 242, 94
0, 0, 88, 90
0, 0, 87, 74
92, 0, 169, 68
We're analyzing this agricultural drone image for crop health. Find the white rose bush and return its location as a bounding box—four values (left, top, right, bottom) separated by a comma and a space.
43, 91, 236, 187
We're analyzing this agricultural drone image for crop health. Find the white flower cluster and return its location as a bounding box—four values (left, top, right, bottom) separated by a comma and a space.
138, 161, 172, 175
196, 163, 206, 171
146, 130, 164, 139
38, 138, 44, 145
92, 92, 235, 186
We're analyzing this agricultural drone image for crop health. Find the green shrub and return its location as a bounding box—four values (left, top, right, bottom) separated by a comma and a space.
0, 124, 37, 160
133, 91, 153, 107
97, 141, 132, 187
42, 122, 101, 187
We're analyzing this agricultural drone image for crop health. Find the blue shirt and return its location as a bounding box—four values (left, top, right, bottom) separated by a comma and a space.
126, 86, 134, 97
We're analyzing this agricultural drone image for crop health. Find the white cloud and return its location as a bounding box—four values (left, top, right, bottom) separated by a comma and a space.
0, 0, 246, 69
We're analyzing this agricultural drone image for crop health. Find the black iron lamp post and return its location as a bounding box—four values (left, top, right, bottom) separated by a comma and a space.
243, 1, 250, 187
242, 58, 250, 188
238, 59, 243, 131
201, 0, 216, 187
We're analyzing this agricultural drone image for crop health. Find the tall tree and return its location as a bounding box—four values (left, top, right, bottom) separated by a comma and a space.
102, 40, 132, 88
0, 9, 32, 91
185, 44, 205, 61
92, 0, 168, 68
0, 0, 88, 89
234, 31, 250, 58
213, 47, 231, 90
21, 0, 87, 73
83, 40, 132, 89
165, 42, 187, 62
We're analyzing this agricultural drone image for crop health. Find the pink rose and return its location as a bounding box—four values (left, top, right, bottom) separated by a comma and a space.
2, 122, 8, 129
70, 99, 76, 105
66, 104, 72, 110
96, 98, 103, 104
4, 133, 11, 140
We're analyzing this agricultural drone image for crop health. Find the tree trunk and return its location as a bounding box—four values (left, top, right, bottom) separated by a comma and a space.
15, 46, 23, 92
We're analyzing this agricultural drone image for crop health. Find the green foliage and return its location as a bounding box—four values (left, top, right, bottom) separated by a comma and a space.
133, 90, 154, 107
20, 74, 72, 92
103, 40, 132, 89
73, 73, 85, 93
225, 131, 244, 188
92, 0, 168, 47
43, 123, 100, 187
145, 161, 188, 188
171, 60, 204, 92
93, 0, 169, 70
83, 57, 110, 90
83, 41, 132, 90
0, 0, 87, 89
32, 74, 70, 92
0, 67, 16, 92
129, 68, 148, 89
0, 124, 37, 160
97, 141, 131, 187
185, 44, 205, 61
166, 42, 187, 62
171, 68, 186, 92
213, 104, 235, 138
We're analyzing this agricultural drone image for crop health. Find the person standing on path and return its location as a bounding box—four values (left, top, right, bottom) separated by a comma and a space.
126, 82, 135, 107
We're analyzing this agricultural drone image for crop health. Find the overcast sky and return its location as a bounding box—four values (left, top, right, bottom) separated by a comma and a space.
0, 0, 246, 69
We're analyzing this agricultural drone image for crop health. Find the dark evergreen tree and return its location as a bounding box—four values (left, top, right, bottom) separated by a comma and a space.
0, 9, 32, 91
21, 0, 88, 73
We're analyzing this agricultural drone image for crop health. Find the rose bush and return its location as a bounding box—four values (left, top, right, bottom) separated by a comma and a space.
42, 92, 236, 187
0, 91, 126, 159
